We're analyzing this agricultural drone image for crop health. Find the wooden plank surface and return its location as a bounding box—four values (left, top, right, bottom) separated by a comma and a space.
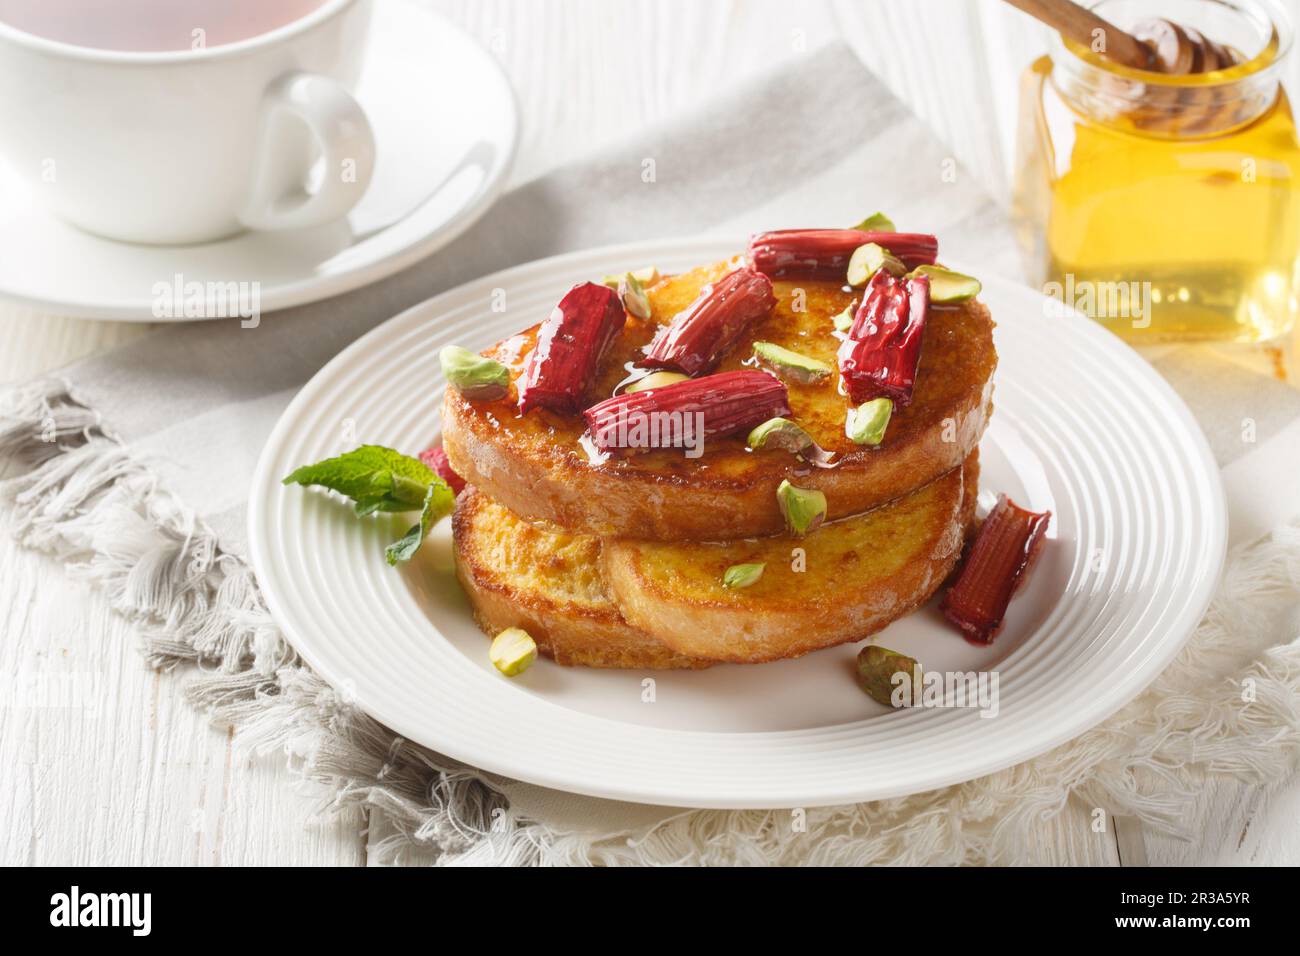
9, 0, 1293, 866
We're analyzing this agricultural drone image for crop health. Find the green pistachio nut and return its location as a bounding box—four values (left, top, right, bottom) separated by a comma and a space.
845, 397, 892, 446
625, 370, 689, 394
752, 341, 833, 384
855, 645, 922, 707
602, 266, 659, 290
776, 479, 827, 536
832, 303, 856, 332
489, 627, 538, 677
851, 211, 896, 232
440, 345, 510, 401
723, 562, 766, 589
619, 271, 652, 320
909, 264, 982, 303
846, 243, 907, 287
747, 417, 816, 454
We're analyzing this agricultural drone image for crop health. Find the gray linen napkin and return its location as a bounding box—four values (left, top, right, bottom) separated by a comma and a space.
50, 42, 1018, 555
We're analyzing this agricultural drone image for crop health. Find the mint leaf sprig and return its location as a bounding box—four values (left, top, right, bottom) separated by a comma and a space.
282, 445, 455, 565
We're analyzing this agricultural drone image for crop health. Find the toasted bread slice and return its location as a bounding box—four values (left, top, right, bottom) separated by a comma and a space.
453, 453, 978, 668
602, 453, 978, 663
443, 258, 995, 541
452, 489, 712, 669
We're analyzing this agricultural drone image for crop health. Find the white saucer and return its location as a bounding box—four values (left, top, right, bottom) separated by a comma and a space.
0, 0, 517, 321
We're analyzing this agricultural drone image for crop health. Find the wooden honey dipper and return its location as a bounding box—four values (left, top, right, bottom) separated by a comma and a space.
1003, 0, 1240, 73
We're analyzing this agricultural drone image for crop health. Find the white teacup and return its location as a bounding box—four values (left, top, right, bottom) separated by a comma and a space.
0, 0, 376, 245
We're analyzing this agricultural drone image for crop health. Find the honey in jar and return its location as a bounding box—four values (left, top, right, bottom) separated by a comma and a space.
1012, 0, 1300, 342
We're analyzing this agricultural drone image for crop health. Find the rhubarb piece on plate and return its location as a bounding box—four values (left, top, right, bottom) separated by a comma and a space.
583, 369, 789, 455
747, 229, 938, 280
517, 282, 626, 414
837, 270, 930, 406
419, 445, 465, 495
941, 495, 1051, 645
642, 267, 775, 375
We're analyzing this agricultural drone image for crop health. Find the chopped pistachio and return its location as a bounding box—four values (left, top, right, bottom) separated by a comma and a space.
845, 397, 892, 446
832, 302, 856, 333
619, 271, 652, 320
747, 417, 816, 454
723, 562, 765, 589
602, 266, 660, 290
776, 479, 827, 536
846, 243, 907, 287
625, 370, 689, 394
440, 345, 511, 401
909, 264, 981, 303
489, 627, 537, 677
851, 211, 896, 232
752, 341, 833, 384
855, 645, 922, 707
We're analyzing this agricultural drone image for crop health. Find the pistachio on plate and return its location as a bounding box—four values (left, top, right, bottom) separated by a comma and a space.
776, 479, 827, 536
723, 562, 765, 589
850, 211, 896, 232
855, 645, 922, 707
846, 242, 907, 287
845, 397, 892, 446
752, 341, 833, 384
909, 264, 981, 303
625, 370, 690, 394
489, 626, 538, 677
440, 345, 511, 402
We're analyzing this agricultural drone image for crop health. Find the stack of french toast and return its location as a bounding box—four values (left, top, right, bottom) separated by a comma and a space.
441, 224, 1004, 669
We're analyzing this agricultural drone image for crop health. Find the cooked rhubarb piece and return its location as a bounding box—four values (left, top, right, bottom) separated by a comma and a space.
517, 282, 626, 414
583, 369, 789, 455
837, 271, 930, 406
941, 496, 1051, 645
419, 445, 465, 495
747, 229, 938, 279
642, 267, 775, 375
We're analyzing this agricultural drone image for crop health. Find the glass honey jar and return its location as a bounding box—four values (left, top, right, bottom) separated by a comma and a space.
1012, 0, 1300, 342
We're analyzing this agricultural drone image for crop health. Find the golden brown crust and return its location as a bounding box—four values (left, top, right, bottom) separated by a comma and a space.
452, 450, 979, 668
601, 453, 978, 664
452, 490, 711, 669
442, 259, 996, 541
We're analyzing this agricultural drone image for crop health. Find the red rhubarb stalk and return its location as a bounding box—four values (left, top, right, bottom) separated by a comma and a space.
419, 446, 465, 495
643, 267, 775, 375
518, 282, 626, 414
583, 369, 789, 455
940, 496, 1051, 644
747, 229, 938, 280
837, 271, 930, 406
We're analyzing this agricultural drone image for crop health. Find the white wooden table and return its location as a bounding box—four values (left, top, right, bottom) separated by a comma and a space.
3, 0, 1297, 866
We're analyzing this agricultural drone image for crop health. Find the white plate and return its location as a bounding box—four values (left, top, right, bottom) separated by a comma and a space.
248, 237, 1226, 808
0, 0, 516, 321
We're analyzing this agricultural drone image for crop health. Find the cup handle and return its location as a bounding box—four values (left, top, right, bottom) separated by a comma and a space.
238, 71, 375, 232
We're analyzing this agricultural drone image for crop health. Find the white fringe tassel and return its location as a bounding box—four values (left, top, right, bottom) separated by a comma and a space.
4, 378, 1299, 865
